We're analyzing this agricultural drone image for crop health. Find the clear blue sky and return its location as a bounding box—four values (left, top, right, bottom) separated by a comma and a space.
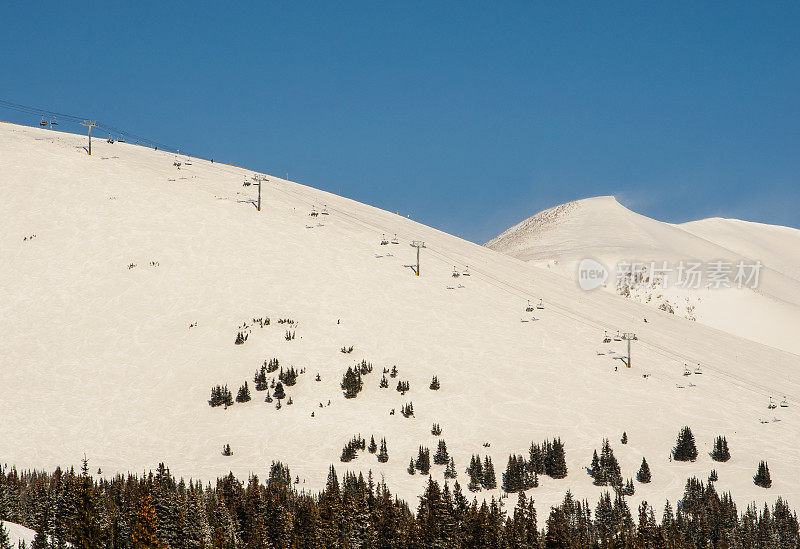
2, 2, 798, 242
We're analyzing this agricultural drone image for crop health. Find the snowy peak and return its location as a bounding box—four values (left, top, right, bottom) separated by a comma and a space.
486, 196, 800, 355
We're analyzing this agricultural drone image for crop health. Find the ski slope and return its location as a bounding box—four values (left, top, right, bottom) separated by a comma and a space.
486, 196, 800, 355
1, 123, 799, 518
2, 521, 36, 548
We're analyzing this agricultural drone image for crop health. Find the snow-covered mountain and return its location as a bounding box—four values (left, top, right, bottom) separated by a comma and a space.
2, 123, 798, 518
486, 196, 800, 355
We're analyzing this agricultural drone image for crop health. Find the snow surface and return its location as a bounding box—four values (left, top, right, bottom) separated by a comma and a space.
2, 521, 36, 548
2, 123, 799, 519
486, 196, 800, 355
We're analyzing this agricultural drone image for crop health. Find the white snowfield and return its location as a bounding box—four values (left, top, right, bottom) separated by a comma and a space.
1, 123, 798, 519
2, 520, 36, 547
486, 196, 800, 355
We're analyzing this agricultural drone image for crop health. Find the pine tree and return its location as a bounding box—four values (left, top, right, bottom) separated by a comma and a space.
379, 375, 388, 388
467, 455, 483, 492
222, 444, 233, 456
548, 438, 568, 479
368, 436, 377, 454
433, 440, 449, 465
637, 457, 651, 483
754, 460, 772, 488
711, 435, 731, 462
236, 381, 251, 403
674, 426, 698, 462
273, 382, 286, 400
377, 438, 389, 463
408, 459, 416, 475
621, 432, 628, 444
72, 458, 104, 549
444, 458, 457, 479
590, 449, 600, 477
415, 446, 431, 475
709, 469, 718, 482
429, 376, 440, 390
340, 367, 363, 399
482, 456, 497, 489
0, 523, 12, 549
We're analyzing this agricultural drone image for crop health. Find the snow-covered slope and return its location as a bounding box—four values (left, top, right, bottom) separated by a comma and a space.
2, 521, 36, 548
2, 123, 799, 518
486, 196, 800, 355
681, 217, 800, 283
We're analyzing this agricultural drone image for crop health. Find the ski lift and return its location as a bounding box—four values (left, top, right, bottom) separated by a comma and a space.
536, 298, 544, 310
242, 180, 251, 186
694, 364, 703, 374
107, 134, 114, 144
683, 365, 691, 377
310, 206, 319, 217
379, 234, 389, 245
768, 397, 777, 410
452, 266, 460, 278
391, 234, 399, 244
118, 133, 125, 143
780, 396, 788, 408
39, 116, 48, 127
613, 331, 622, 341
50, 116, 59, 126
525, 300, 535, 312
321, 205, 329, 215
602, 330, 611, 344
462, 266, 470, 276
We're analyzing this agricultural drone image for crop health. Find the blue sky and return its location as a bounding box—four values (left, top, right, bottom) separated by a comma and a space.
2, 2, 798, 242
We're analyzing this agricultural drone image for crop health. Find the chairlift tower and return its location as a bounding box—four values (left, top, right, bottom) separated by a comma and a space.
621, 332, 638, 368
410, 241, 426, 276
80, 120, 98, 155
252, 174, 267, 211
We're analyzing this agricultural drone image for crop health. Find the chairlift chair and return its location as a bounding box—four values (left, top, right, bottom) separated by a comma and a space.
118, 133, 125, 142
39, 116, 48, 127
321, 205, 329, 215
613, 331, 622, 341
243, 181, 251, 187
391, 234, 399, 244
768, 397, 777, 410
525, 300, 535, 312
602, 331, 611, 344
107, 134, 114, 144
694, 364, 703, 374
310, 206, 318, 217
452, 266, 460, 278
536, 298, 544, 310
50, 116, 59, 126
380, 234, 389, 245
683, 365, 691, 377
780, 397, 788, 407
462, 266, 470, 276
